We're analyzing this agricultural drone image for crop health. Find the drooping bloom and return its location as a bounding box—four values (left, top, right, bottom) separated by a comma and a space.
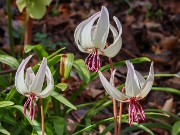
15, 55, 54, 120
74, 6, 122, 72
98, 60, 154, 125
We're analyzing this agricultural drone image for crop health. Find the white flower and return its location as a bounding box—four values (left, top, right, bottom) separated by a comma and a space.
74, 6, 122, 72
15, 55, 54, 120
98, 60, 154, 125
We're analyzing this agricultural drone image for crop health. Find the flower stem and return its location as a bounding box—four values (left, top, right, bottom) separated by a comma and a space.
117, 87, 125, 134
106, 42, 118, 134
108, 57, 118, 134
40, 98, 44, 135
117, 102, 123, 134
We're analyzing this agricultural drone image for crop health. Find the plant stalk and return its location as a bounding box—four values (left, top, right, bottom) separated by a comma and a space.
40, 98, 44, 135
24, 16, 32, 46
117, 87, 125, 135
6, 0, 15, 56
106, 42, 118, 134
108, 57, 118, 135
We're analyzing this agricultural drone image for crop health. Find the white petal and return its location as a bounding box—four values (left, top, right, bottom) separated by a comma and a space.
30, 58, 47, 94
110, 69, 116, 85
125, 60, 141, 97
92, 6, 109, 49
38, 66, 54, 98
74, 12, 100, 52
98, 71, 129, 102
15, 55, 32, 95
139, 62, 154, 99
25, 67, 35, 89
135, 70, 145, 88
103, 16, 122, 57
74, 19, 89, 53
80, 12, 100, 49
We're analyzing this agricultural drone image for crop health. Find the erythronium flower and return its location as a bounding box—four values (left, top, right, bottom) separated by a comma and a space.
74, 6, 122, 72
98, 60, 154, 126
15, 55, 54, 120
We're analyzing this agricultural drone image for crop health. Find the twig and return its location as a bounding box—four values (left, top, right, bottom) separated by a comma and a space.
40, 98, 44, 135
0, 69, 17, 75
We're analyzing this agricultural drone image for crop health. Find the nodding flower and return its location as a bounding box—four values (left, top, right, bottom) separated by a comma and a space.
15, 55, 54, 120
74, 6, 122, 72
98, 60, 154, 126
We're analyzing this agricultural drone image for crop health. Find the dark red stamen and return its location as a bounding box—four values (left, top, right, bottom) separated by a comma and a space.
23, 94, 38, 120
85, 49, 101, 72
128, 98, 145, 126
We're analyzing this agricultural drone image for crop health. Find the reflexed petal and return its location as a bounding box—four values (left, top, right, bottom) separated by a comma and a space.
30, 58, 47, 94
74, 18, 91, 53
99, 71, 129, 102
109, 24, 118, 40
38, 66, 54, 98
125, 60, 141, 97
135, 70, 145, 89
15, 55, 33, 95
139, 62, 154, 99
92, 6, 109, 49
25, 67, 35, 89
80, 12, 100, 48
103, 17, 122, 57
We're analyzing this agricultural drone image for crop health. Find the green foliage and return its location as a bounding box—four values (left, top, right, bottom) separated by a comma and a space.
0, 101, 14, 108
0, 55, 19, 69
16, 0, 51, 19
172, 121, 180, 135
55, 83, 68, 91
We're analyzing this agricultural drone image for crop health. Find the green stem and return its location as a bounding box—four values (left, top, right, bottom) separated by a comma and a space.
6, 0, 15, 56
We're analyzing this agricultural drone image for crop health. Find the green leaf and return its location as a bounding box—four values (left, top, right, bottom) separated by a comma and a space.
152, 87, 180, 95
0, 101, 14, 108
153, 74, 179, 78
60, 53, 74, 80
0, 123, 10, 135
0, 55, 19, 68
172, 121, 180, 135
17, 0, 51, 19
51, 91, 76, 110
73, 59, 90, 83
16, 0, 26, 12
52, 117, 66, 135
55, 83, 67, 91
9, 105, 46, 135
24, 44, 49, 59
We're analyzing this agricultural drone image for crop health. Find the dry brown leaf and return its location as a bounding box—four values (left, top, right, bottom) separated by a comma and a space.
162, 98, 173, 112
99, 124, 112, 135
